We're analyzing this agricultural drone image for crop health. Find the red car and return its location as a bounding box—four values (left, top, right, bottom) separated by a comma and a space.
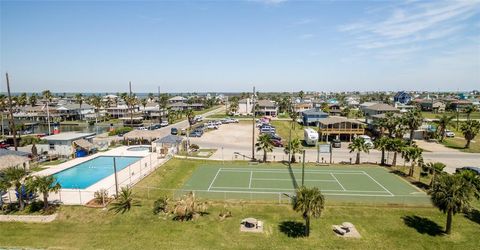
270, 139, 283, 147
0, 142, 10, 149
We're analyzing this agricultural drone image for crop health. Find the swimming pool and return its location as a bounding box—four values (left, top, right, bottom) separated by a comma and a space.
127, 146, 150, 151
53, 156, 142, 189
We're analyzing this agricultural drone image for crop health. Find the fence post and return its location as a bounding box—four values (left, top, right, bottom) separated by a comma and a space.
78, 189, 82, 205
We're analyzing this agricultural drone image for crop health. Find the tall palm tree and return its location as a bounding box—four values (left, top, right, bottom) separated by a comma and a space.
436, 114, 454, 142
27, 175, 61, 210
292, 186, 325, 237
374, 136, 390, 165
255, 134, 273, 162
456, 170, 480, 199
402, 109, 423, 144
186, 109, 195, 129
459, 120, 480, 149
29, 93, 37, 107
402, 146, 423, 177
464, 105, 477, 120
284, 138, 302, 163
89, 95, 102, 124
75, 93, 83, 120
42, 90, 52, 102
387, 138, 405, 167
429, 174, 474, 234
423, 162, 446, 187
3, 167, 28, 211
348, 137, 369, 164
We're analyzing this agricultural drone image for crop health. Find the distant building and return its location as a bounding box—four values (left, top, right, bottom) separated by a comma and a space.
255, 100, 278, 117
301, 107, 329, 125
449, 100, 473, 111
237, 98, 253, 115
394, 91, 412, 104
317, 116, 365, 141
168, 96, 188, 103
37, 132, 96, 157
361, 103, 399, 117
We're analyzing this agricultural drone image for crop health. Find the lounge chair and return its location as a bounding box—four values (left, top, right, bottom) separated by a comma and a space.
333, 225, 346, 235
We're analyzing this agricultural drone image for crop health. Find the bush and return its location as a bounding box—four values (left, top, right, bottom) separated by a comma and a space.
20, 136, 41, 147
94, 189, 109, 205
108, 127, 133, 136
190, 144, 199, 150
153, 197, 169, 215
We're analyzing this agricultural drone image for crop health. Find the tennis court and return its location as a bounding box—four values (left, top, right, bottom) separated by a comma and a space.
181, 164, 431, 206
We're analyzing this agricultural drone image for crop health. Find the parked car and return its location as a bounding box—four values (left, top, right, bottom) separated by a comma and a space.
180, 128, 187, 135
189, 130, 203, 137
265, 133, 282, 141
358, 135, 374, 148
456, 166, 480, 175
445, 130, 455, 137
171, 128, 178, 135
0, 141, 10, 149
206, 123, 218, 129
160, 121, 169, 127
260, 127, 276, 134
331, 139, 341, 148
270, 139, 284, 147
194, 115, 203, 122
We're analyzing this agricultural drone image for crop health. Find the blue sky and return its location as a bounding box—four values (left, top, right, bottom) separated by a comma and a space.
1, 0, 479, 93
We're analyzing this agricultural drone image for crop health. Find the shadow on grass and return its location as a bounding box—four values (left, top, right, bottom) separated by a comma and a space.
279, 221, 306, 238
411, 181, 430, 190
402, 215, 443, 236
390, 170, 408, 177
464, 208, 480, 225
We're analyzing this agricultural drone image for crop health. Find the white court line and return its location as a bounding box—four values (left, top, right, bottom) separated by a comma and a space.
330, 173, 346, 191
252, 178, 337, 182
209, 186, 389, 193
218, 168, 366, 173
203, 189, 396, 197
220, 169, 365, 174
362, 171, 394, 196
248, 171, 253, 189
207, 168, 222, 191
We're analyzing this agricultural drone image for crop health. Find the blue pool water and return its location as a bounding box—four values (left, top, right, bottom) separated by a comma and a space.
53, 156, 141, 189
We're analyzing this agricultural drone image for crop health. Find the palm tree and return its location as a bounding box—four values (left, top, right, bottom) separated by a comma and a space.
348, 137, 369, 164
140, 98, 148, 113
42, 90, 52, 102
459, 120, 480, 149
423, 162, 446, 187
374, 137, 390, 165
29, 93, 37, 107
464, 105, 477, 120
75, 93, 83, 120
27, 175, 61, 210
387, 138, 405, 167
292, 186, 325, 237
429, 174, 475, 234
402, 146, 423, 177
186, 109, 195, 129
284, 138, 302, 163
456, 169, 480, 199
3, 167, 28, 211
436, 114, 454, 142
109, 186, 139, 214
89, 95, 102, 124
402, 109, 423, 144
255, 134, 273, 162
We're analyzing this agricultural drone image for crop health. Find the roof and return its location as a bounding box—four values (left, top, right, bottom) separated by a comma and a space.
42, 132, 96, 141
317, 117, 363, 125
154, 135, 184, 144
256, 100, 276, 108
0, 149, 30, 170
371, 113, 403, 119
302, 108, 328, 115
169, 96, 188, 101
73, 139, 95, 150
57, 103, 94, 110
364, 103, 398, 112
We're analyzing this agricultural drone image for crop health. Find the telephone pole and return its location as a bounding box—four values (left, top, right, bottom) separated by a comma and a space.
251, 86, 256, 161
158, 86, 162, 124
5, 73, 18, 151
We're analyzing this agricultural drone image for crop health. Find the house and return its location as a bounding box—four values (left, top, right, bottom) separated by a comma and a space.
0, 149, 31, 170
106, 105, 139, 118
293, 102, 313, 114
56, 103, 95, 120
328, 104, 342, 116
394, 91, 412, 104
449, 100, 473, 111
237, 98, 253, 115
361, 103, 399, 117
415, 99, 446, 113
168, 96, 188, 103
317, 116, 365, 141
255, 100, 278, 117
37, 132, 96, 157
301, 107, 329, 125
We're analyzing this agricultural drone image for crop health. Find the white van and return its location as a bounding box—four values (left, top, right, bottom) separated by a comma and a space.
358, 135, 374, 148
304, 128, 319, 146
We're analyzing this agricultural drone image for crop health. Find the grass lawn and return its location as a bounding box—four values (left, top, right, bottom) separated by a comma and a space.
1, 159, 479, 249
177, 149, 217, 158
421, 111, 480, 120
440, 126, 480, 153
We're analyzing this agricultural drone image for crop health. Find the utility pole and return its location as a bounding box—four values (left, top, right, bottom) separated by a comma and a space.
301, 150, 305, 186
113, 157, 119, 197
5, 73, 18, 151
251, 86, 256, 161
158, 86, 162, 124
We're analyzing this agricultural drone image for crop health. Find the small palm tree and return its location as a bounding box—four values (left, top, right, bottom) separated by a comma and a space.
255, 134, 273, 162
284, 138, 302, 163
292, 186, 325, 237
402, 146, 423, 177
386, 138, 405, 167
456, 170, 480, 199
459, 120, 480, 149
374, 137, 390, 165
3, 167, 28, 211
348, 137, 369, 164
109, 186, 139, 214
423, 162, 446, 187
28, 175, 61, 210
436, 114, 454, 142
186, 109, 195, 129
402, 109, 423, 144
429, 174, 475, 234
464, 105, 477, 120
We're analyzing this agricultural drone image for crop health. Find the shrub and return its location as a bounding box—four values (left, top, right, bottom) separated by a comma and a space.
20, 136, 41, 147
190, 144, 199, 150
108, 127, 133, 136
94, 189, 109, 205
153, 197, 169, 215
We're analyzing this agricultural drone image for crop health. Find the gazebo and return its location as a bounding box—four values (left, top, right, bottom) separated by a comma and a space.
153, 135, 184, 158
0, 149, 31, 170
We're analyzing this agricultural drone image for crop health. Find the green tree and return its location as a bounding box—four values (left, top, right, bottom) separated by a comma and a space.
29, 93, 37, 107
298, 90, 305, 100
422, 162, 446, 187
109, 186, 139, 214
402, 109, 423, 144
284, 138, 302, 163
186, 109, 195, 129
75, 93, 84, 120
348, 137, 369, 164
429, 174, 475, 234
255, 134, 273, 162
386, 138, 405, 167
27, 175, 61, 210
3, 167, 28, 211
456, 170, 480, 199
292, 186, 325, 237
436, 114, 454, 142
402, 146, 423, 177
374, 137, 390, 166
459, 120, 480, 148
42, 90, 52, 102
464, 105, 477, 120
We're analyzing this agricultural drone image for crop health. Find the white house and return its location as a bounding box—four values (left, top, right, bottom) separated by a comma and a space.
37, 132, 96, 157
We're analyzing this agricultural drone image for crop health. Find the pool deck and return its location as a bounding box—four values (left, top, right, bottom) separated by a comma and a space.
21, 146, 170, 205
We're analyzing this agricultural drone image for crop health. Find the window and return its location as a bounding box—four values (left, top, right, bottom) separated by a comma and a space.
49, 144, 55, 150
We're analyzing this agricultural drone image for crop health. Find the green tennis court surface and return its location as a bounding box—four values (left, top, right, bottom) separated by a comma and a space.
181, 164, 431, 206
